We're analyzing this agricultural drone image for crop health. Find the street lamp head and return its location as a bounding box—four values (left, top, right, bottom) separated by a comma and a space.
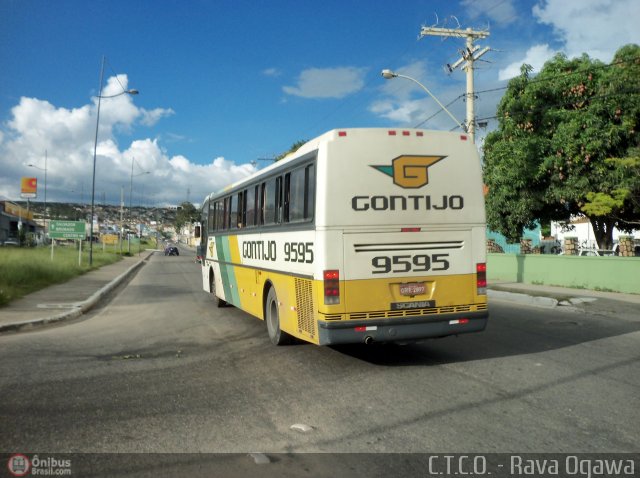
381, 69, 398, 79
98, 89, 140, 99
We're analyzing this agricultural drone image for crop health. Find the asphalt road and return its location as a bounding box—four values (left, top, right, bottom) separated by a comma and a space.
1, 250, 638, 474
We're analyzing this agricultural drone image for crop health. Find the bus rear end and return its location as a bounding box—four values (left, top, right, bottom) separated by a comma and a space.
314, 128, 487, 345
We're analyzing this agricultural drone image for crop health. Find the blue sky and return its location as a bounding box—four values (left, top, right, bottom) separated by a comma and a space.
1, 0, 638, 207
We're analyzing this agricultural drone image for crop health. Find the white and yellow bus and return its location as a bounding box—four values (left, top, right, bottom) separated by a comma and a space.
197, 128, 488, 345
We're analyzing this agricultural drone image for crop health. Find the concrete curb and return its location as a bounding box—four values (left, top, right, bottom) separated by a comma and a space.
488, 289, 560, 308
0, 251, 154, 333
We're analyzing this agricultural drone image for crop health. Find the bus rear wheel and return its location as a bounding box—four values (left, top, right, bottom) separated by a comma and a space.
266, 288, 292, 345
209, 271, 226, 308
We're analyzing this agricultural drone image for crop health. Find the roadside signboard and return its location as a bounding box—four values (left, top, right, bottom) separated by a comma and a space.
20, 177, 37, 198
49, 220, 86, 240
101, 234, 119, 245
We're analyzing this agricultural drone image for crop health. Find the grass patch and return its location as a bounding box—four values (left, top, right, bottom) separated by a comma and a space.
0, 245, 123, 307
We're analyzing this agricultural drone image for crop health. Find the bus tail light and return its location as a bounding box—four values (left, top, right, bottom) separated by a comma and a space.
324, 269, 340, 305
476, 263, 487, 295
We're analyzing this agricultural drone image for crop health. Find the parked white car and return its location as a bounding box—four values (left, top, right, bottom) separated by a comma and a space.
578, 248, 616, 257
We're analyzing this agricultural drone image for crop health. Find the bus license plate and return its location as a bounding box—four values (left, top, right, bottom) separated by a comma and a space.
400, 283, 426, 296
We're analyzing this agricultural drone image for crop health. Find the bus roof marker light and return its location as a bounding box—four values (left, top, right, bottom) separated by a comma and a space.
338, 131, 347, 137
388, 131, 397, 136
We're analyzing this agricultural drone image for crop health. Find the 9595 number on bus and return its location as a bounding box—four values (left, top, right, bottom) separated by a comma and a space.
371, 253, 450, 274
284, 242, 314, 264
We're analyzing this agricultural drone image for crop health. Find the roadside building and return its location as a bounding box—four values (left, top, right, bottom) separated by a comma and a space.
0, 200, 43, 245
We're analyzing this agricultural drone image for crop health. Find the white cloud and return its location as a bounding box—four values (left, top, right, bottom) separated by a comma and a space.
462, 0, 517, 25
499, 0, 640, 81
0, 75, 256, 206
140, 107, 175, 127
262, 67, 282, 77
370, 98, 427, 124
498, 44, 559, 80
533, 0, 640, 60
283, 66, 367, 99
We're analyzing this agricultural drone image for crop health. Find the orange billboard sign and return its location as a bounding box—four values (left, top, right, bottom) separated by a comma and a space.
21, 177, 37, 198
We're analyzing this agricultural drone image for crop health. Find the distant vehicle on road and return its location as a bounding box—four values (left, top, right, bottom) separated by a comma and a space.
164, 246, 179, 256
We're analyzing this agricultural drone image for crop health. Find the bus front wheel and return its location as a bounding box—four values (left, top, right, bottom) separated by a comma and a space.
209, 271, 226, 308
266, 288, 292, 345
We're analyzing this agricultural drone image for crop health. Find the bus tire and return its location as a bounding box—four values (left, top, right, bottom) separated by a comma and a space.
265, 287, 292, 345
209, 270, 226, 308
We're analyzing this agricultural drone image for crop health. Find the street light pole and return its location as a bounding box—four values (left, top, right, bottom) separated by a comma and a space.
129, 157, 150, 222
381, 69, 465, 133
89, 56, 105, 266
27, 150, 48, 237
44, 150, 47, 233
89, 56, 139, 266
129, 157, 134, 221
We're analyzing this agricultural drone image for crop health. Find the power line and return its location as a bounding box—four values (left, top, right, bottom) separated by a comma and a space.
413, 94, 464, 128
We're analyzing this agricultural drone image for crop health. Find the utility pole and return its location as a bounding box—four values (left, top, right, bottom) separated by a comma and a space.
419, 25, 490, 143
119, 186, 124, 255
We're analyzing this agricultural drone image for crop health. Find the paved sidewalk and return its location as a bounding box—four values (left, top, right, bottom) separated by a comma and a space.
488, 281, 640, 305
0, 251, 156, 333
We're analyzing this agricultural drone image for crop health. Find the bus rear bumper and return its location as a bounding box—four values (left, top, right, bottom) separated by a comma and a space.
317, 311, 488, 345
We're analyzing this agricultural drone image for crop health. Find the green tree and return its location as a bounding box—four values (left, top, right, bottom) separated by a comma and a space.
175, 201, 199, 233
275, 140, 307, 161
483, 44, 640, 249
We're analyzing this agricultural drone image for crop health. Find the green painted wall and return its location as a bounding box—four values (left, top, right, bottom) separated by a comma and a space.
487, 253, 640, 294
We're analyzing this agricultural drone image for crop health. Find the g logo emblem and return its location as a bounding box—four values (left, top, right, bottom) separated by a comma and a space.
371, 155, 446, 188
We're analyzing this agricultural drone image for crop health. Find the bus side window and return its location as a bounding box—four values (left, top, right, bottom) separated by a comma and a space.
246, 185, 257, 227
237, 190, 246, 228
276, 176, 283, 224
263, 178, 277, 225
254, 186, 259, 226
230, 194, 239, 229
214, 201, 223, 231
305, 164, 315, 219
284, 173, 291, 222
288, 167, 305, 222
224, 197, 231, 230
260, 182, 266, 225
207, 200, 215, 232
